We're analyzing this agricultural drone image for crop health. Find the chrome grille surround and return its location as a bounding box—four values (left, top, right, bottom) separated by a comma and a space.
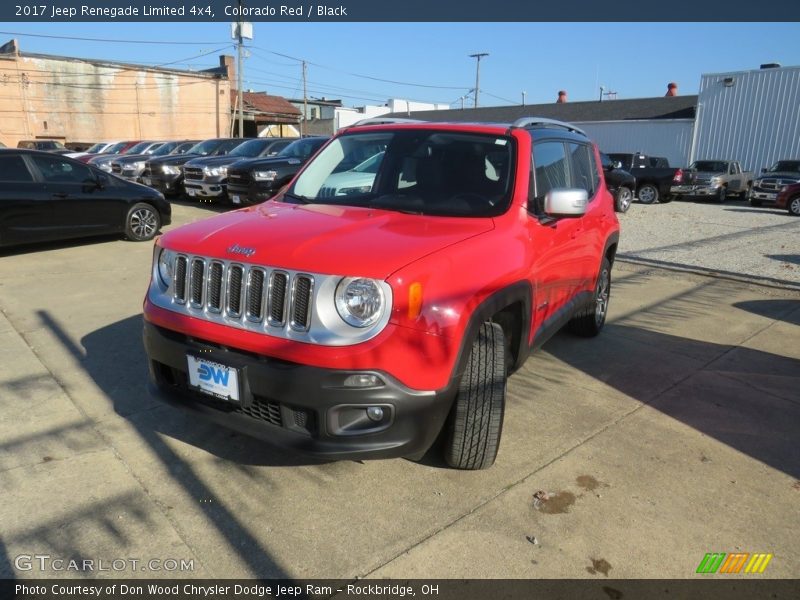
149, 253, 393, 346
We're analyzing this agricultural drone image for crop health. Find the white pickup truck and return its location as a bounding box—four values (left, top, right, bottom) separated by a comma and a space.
670, 160, 754, 202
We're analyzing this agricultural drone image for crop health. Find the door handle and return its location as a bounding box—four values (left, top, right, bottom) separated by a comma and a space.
52, 193, 69, 198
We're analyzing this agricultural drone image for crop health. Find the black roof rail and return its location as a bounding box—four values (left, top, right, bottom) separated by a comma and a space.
347, 117, 424, 128
510, 117, 587, 137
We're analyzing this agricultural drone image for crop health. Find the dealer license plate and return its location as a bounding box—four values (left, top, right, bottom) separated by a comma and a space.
231, 194, 241, 204
186, 188, 196, 196
186, 355, 240, 402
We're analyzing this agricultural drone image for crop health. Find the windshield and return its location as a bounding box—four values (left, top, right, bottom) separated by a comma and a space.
102, 142, 127, 154
279, 138, 327, 160
691, 161, 727, 172
151, 142, 178, 156
229, 139, 271, 157
126, 142, 152, 154
39, 141, 65, 150
85, 142, 106, 153
214, 139, 246, 155
289, 130, 514, 217
767, 160, 800, 174
172, 141, 197, 155
186, 139, 226, 156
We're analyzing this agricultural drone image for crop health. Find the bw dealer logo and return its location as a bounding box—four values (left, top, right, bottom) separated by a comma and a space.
197, 363, 230, 386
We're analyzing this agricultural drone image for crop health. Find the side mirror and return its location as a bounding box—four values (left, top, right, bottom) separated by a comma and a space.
544, 188, 588, 217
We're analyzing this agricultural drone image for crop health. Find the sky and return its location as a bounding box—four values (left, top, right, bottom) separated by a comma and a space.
2, 22, 800, 108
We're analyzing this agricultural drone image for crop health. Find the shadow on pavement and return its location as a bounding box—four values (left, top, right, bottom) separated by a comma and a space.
545, 323, 800, 479
37, 310, 297, 578
0, 537, 14, 579
765, 254, 800, 266
733, 299, 800, 326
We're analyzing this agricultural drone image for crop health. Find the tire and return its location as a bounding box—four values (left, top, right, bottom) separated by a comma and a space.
789, 196, 800, 217
659, 195, 673, 204
614, 186, 633, 213
125, 202, 161, 241
569, 257, 611, 337
750, 198, 763, 207
637, 183, 659, 205
444, 321, 506, 470
740, 183, 752, 199
716, 185, 727, 203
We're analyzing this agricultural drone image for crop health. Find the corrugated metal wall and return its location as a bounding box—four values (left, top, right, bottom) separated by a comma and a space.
575, 119, 694, 167
693, 66, 800, 173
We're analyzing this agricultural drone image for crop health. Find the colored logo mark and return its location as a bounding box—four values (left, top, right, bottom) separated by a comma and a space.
696, 552, 773, 574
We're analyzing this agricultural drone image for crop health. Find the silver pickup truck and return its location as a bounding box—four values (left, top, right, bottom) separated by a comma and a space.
670, 160, 754, 202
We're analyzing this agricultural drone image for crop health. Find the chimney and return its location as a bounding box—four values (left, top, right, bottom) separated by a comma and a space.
219, 55, 235, 82
557, 90, 567, 103
665, 82, 678, 97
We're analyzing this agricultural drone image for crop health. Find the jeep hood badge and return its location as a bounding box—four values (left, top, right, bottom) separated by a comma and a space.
227, 243, 256, 257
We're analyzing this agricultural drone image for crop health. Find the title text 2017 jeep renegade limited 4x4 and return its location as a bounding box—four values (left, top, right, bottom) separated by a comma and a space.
143, 117, 620, 470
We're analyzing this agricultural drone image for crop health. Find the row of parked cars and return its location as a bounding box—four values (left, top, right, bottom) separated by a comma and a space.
66, 136, 331, 207
600, 152, 800, 216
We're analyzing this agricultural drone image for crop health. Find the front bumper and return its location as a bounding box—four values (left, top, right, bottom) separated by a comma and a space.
227, 181, 280, 205
142, 173, 182, 195
142, 320, 455, 461
184, 180, 226, 200
750, 189, 780, 204
670, 184, 720, 196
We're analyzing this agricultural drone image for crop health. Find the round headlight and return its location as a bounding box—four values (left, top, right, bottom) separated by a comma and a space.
335, 277, 384, 328
157, 248, 175, 287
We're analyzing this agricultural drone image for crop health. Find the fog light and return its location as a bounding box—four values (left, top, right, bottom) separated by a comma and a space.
343, 373, 383, 388
366, 406, 384, 422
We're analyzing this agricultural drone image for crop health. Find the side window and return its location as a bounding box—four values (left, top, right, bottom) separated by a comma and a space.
567, 143, 598, 199
0, 155, 35, 182
30, 155, 95, 184
531, 141, 568, 214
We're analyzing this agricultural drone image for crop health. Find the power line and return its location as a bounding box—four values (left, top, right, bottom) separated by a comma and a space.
0, 30, 226, 45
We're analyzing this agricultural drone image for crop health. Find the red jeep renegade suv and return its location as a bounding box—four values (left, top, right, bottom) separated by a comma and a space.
143, 117, 620, 470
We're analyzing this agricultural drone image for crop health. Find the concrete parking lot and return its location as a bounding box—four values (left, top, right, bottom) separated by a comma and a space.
1, 202, 799, 580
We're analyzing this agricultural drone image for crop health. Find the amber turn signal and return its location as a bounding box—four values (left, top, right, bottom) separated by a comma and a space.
408, 282, 423, 319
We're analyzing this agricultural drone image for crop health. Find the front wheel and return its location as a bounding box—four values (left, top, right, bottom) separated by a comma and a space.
716, 185, 727, 203
789, 196, 800, 217
740, 183, 752, 199
637, 183, 659, 205
125, 202, 161, 241
444, 321, 506, 470
750, 198, 763, 207
569, 257, 611, 337
614, 186, 633, 213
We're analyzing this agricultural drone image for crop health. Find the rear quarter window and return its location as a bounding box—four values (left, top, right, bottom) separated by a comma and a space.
0, 155, 35, 182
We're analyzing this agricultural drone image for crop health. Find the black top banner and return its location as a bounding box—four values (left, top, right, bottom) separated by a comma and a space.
2, 0, 799, 22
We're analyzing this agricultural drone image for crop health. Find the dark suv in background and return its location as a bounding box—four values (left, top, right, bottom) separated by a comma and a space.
183, 138, 293, 203
111, 141, 197, 182
141, 138, 245, 198
226, 136, 329, 205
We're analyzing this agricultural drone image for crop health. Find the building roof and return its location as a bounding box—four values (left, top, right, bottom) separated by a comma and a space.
385, 95, 698, 123
231, 91, 301, 124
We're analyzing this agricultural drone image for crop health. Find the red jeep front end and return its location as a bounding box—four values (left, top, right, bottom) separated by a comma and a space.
143, 119, 620, 468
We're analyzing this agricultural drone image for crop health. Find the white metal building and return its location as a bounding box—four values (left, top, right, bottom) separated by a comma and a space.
577, 119, 695, 167
691, 65, 800, 172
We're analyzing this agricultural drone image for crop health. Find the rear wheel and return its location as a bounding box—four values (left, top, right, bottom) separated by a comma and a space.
614, 186, 633, 213
444, 322, 506, 470
569, 257, 611, 337
789, 196, 800, 217
637, 183, 659, 205
125, 202, 161, 241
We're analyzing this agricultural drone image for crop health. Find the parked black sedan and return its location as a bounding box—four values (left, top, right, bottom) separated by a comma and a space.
0, 149, 171, 248
601, 152, 636, 213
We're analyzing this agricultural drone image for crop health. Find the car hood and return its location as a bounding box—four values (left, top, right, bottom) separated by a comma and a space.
113, 153, 151, 164
757, 171, 800, 180
160, 200, 495, 279
148, 154, 200, 166
229, 156, 303, 171
184, 155, 248, 168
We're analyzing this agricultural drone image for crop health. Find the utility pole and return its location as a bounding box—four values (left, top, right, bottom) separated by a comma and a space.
236, 0, 244, 137
469, 53, 488, 108
521, 91, 527, 106
301, 60, 307, 137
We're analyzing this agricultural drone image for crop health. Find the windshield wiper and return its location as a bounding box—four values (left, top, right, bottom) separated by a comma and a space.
282, 192, 313, 204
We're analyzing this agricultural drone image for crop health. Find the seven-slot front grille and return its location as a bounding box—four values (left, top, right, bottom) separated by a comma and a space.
171, 255, 314, 334
111, 163, 122, 174
227, 170, 250, 185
